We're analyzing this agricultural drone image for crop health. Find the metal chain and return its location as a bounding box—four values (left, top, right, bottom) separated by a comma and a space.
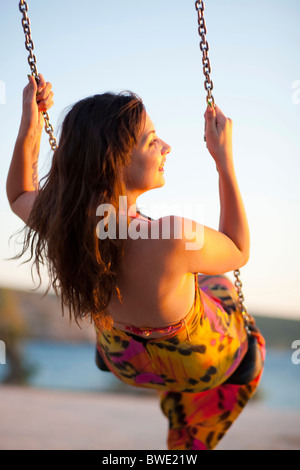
233, 270, 251, 333
195, 0, 214, 108
195, 1, 250, 331
19, 0, 58, 151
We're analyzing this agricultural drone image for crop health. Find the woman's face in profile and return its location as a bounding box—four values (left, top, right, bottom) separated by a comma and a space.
124, 113, 171, 194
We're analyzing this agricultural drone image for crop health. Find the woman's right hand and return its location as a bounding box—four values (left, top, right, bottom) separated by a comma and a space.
204, 104, 234, 173
19, 73, 54, 142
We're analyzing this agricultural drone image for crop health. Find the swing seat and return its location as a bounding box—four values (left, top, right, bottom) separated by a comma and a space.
225, 326, 264, 385
95, 347, 111, 372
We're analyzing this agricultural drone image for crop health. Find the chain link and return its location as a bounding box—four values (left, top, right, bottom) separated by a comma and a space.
233, 270, 251, 332
195, 1, 215, 108
19, 0, 58, 151
195, 1, 250, 330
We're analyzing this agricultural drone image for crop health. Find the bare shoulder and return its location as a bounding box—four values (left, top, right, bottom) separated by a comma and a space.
152, 214, 248, 275
149, 214, 203, 249
127, 212, 247, 275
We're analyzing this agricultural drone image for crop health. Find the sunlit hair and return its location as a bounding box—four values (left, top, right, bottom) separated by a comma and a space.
11, 91, 146, 329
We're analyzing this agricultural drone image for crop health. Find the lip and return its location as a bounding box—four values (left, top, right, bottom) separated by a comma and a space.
158, 159, 166, 172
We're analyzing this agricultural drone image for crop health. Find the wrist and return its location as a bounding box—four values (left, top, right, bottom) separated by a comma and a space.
16, 133, 41, 159
216, 162, 235, 177
17, 126, 42, 149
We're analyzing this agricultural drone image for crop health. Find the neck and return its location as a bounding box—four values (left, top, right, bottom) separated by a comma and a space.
124, 190, 142, 217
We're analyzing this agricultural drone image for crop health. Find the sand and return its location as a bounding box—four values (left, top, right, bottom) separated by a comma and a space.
0, 385, 299, 450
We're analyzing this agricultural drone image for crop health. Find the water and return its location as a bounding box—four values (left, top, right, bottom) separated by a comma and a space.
259, 348, 300, 409
0, 340, 299, 409
0, 340, 126, 394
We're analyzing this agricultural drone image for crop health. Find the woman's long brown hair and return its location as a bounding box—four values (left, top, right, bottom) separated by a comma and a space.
10, 91, 146, 329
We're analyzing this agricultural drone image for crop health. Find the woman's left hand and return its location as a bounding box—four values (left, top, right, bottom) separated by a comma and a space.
19, 73, 54, 141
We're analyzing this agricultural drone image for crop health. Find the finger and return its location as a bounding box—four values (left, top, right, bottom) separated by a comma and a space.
36, 73, 46, 92
204, 103, 216, 119
204, 115, 207, 141
38, 96, 54, 112
213, 104, 226, 117
39, 100, 54, 112
23, 75, 38, 104
36, 82, 52, 102
213, 104, 229, 125
204, 104, 219, 140
38, 94, 54, 112
204, 104, 216, 121
24, 74, 37, 93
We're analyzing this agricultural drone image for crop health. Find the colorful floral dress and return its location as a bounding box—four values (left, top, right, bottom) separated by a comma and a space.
95, 273, 266, 450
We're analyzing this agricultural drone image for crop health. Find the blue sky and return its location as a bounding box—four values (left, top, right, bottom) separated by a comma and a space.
0, 0, 300, 319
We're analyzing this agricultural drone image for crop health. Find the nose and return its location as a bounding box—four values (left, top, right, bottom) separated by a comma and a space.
161, 140, 171, 156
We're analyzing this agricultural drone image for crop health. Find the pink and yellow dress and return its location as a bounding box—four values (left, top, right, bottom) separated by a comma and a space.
95, 273, 266, 450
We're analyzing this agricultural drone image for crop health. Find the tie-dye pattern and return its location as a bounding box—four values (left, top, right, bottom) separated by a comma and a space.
95, 274, 266, 450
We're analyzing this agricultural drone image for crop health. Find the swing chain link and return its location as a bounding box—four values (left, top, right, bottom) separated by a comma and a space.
233, 270, 251, 332
195, 1, 250, 331
19, 0, 58, 151
195, 0, 214, 108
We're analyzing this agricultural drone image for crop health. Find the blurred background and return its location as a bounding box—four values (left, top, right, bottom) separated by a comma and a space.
0, 0, 299, 449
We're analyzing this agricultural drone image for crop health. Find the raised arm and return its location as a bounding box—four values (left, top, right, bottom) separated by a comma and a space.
6, 74, 54, 224
205, 104, 250, 260
161, 104, 250, 275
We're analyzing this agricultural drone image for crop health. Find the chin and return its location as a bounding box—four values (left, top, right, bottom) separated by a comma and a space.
144, 174, 166, 192
155, 179, 166, 189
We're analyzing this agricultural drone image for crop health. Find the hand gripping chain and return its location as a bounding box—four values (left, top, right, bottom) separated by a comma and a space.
19, 0, 58, 151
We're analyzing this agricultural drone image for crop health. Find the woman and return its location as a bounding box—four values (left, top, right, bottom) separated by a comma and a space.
6, 74, 265, 450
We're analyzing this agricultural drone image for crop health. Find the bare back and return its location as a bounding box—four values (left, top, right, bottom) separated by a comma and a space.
107, 217, 196, 332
